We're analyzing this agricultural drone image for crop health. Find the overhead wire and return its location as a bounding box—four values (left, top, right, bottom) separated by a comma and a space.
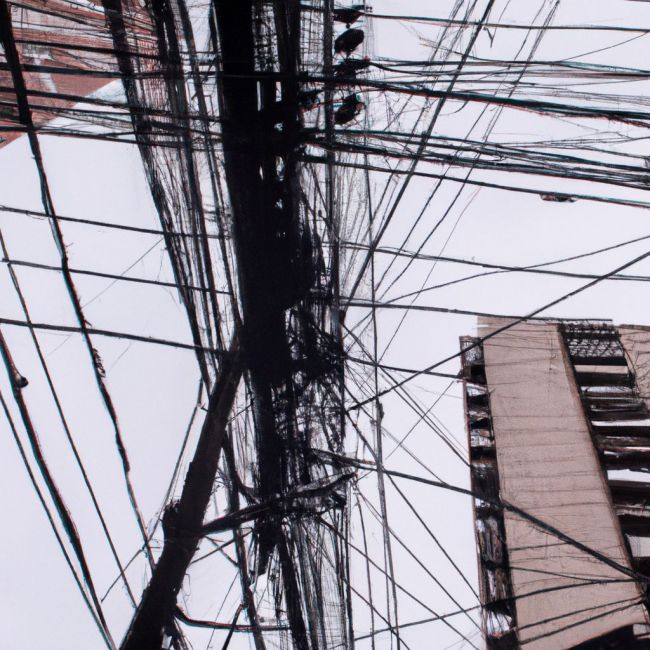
349, 243, 650, 410
6, 0, 650, 647
0, 388, 116, 649
0, 0, 156, 569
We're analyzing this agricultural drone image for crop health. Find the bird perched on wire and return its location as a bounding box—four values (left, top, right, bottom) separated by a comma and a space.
335, 93, 365, 125
334, 28, 364, 57
334, 56, 371, 79
333, 5, 364, 27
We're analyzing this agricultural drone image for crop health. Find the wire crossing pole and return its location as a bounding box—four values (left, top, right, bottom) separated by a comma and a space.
121, 344, 242, 650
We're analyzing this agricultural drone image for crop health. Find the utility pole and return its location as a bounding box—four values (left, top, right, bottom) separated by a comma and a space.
121, 344, 242, 650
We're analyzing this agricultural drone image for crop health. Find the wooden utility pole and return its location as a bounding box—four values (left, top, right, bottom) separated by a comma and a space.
121, 345, 242, 650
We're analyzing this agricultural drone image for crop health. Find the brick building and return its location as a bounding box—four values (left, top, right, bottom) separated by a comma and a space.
0, 0, 151, 148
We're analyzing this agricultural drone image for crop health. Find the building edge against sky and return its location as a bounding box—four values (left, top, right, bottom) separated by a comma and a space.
0, 0, 149, 150
462, 317, 650, 649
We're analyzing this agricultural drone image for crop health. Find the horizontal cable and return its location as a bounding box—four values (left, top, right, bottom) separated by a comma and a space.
0, 317, 228, 355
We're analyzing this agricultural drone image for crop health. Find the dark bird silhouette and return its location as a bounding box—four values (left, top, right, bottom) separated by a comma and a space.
333, 6, 363, 27
334, 56, 371, 79
334, 28, 364, 56
335, 93, 365, 125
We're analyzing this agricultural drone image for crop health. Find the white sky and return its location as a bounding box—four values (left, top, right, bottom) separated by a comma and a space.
2, 1, 650, 648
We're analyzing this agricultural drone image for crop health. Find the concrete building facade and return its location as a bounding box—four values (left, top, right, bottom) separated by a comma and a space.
462, 319, 650, 649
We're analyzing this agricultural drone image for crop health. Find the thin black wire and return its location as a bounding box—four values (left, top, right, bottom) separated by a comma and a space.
0, 389, 115, 649
0, 227, 138, 607
323, 452, 650, 588
0, 0, 155, 568
350, 246, 650, 410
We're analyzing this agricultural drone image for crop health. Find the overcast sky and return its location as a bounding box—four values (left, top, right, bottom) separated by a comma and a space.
2, 1, 650, 648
